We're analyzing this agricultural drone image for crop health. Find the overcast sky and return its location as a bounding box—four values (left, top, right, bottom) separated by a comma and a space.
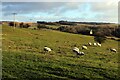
1, 0, 119, 23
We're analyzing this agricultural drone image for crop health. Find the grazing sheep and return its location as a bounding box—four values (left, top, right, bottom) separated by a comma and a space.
97, 43, 101, 47
110, 48, 117, 53
8, 46, 11, 49
93, 43, 97, 46
88, 42, 92, 46
73, 47, 85, 55
44, 46, 52, 52
79, 51, 85, 55
82, 46, 87, 50
73, 47, 80, 55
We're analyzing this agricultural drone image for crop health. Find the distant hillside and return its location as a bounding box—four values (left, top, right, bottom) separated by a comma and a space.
2, 21, 119, 38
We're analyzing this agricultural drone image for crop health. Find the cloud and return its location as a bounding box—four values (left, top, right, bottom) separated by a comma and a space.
2, 1, 118, 23
2, 2, 83, 16
89, 1, 118, 23
2, 2, 65, 15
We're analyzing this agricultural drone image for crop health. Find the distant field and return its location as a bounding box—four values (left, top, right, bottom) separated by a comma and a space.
2, 24, 119, 79
46, 25, 60, 29
77, 23, 118, 28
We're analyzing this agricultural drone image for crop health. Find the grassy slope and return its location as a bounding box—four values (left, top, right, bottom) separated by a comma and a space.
2, 24, 119, 80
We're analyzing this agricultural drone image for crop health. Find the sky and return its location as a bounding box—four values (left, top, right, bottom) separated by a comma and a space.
1, 0, 119, 23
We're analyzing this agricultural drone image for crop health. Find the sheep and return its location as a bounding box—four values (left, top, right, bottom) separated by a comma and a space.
82, 46, 87, 50
44, 46, 52, 52
79, 51, 85, 55
8, 46, 11, 49
88, 42, 92, 46
97, 43, 101, 47
93, 43, 97, 46
110, 48, 117, 53
73, 47, 80, 55
73, 47, 84, 56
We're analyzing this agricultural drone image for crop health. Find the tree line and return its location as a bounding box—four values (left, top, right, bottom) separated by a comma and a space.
57, 25, 120, 38
9, 22, 31, 28
9, 21, 120, 38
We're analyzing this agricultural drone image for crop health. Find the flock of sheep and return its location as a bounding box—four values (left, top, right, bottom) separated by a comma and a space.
44, 42, 117, 56
2, 32, 117, 56
5, 36, 117, 57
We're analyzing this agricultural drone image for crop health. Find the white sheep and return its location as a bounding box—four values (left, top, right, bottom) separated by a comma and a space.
97, 43, 101, 47
73, 47, 79, 55
44, 46, 52, 52
110, 48, 117, 53
79, 51, 85, 55
8, 46, 11, 49
73, 47, 85, 55
82, 46, 87, 50
93, 43, 97, 46
88, 42, 92, 46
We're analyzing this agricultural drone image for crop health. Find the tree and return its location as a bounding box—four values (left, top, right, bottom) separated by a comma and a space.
19, 23, 30, 28
23, 24, 30, 28
113, 26, 120, 38
19, 22, 24, 28
94, 31, 106, 44
9, 22, 15, 26
94, 36, 106, 44
37, 24, 47, 29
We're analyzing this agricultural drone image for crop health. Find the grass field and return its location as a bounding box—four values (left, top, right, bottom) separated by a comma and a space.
2, 24, 119, 80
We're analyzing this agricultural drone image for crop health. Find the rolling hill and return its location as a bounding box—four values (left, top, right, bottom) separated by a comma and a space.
2, 24, 119, 80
